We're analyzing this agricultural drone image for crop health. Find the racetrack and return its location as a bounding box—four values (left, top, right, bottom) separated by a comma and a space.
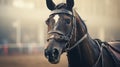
0, 53, 68, 67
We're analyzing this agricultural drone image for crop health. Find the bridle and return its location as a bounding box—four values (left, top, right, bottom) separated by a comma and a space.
46, 8, 117, 67
47, 9, 87, 52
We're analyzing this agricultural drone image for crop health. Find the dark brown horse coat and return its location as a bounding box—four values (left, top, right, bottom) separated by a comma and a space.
44, 0, 120, 67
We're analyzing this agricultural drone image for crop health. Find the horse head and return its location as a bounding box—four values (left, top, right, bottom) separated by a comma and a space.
44, 1, 120, 67
44, 0, 77, 64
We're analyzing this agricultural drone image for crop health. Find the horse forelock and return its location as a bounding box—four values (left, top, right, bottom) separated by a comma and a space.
55, 3, 67, 9
55, 3, 72, 11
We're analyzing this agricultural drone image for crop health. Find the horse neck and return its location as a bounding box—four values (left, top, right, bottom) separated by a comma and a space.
67, 12, 100, 67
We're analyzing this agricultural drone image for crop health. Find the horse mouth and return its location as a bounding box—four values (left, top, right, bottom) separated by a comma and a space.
47, 54, 60, 64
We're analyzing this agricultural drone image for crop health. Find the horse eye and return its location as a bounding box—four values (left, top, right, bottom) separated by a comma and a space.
65, 19, 70, 24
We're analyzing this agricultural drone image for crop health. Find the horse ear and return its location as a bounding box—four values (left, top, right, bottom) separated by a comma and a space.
66, 0, 74, 10
46, 0, 56, 10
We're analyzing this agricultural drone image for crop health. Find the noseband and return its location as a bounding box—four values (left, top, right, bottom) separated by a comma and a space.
47, 9, 87, 52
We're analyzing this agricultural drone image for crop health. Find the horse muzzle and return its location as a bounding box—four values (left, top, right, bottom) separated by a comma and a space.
44, 47, 61, 64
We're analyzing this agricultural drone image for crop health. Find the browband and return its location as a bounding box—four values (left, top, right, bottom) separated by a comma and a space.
51, 9, 72, 15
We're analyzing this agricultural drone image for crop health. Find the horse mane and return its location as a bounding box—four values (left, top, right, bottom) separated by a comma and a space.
73, 10, 84, 23
73, 10, 87, 33
55, 3, 67, 9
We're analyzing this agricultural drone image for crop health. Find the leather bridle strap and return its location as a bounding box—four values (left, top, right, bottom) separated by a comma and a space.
51, 9, 73, 15
47, 9, 73, 41
65, 33, 87, 51
64, 9, 88, 52
49, 9, 88, 52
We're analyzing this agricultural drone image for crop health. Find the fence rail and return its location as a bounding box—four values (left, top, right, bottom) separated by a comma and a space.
0, 43, 44, 55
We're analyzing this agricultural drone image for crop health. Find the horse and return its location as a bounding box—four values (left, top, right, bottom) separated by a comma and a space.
44, 0, 120, 67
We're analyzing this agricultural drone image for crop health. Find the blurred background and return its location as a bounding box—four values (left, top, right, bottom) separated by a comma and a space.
0, 0, 120, 67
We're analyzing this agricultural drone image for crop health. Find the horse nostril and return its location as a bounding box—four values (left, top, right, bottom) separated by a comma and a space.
44, 48, 59, 59
52, 48, 59, 57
